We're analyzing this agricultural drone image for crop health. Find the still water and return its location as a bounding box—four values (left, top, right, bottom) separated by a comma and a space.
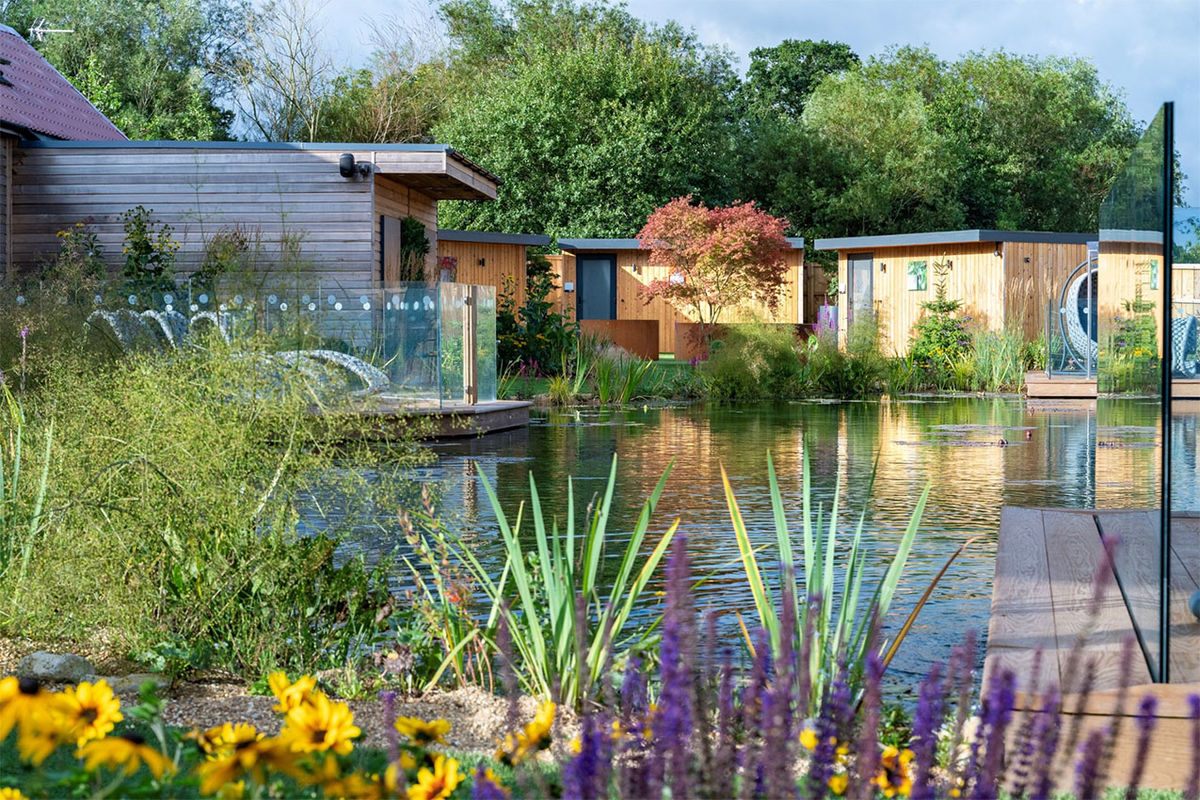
377, 398, 1192, 698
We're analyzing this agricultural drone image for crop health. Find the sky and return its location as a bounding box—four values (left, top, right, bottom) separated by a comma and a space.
315, 0, 1200, 205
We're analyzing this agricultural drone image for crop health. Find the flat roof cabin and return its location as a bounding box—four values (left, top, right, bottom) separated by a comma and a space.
9, 141, 499, 296
436, 229, 551, 309
815, 230, 1093, 355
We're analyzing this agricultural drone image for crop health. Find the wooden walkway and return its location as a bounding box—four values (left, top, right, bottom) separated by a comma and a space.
1024, 371, 1200, 399
337, 398, 532, 439
987, 507, 1200, 790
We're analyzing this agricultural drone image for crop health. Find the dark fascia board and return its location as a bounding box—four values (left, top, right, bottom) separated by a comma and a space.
17, 138, 504, 186
438, 229, 551, 246
560, 236, 805, 251
813, 229, 1094, 251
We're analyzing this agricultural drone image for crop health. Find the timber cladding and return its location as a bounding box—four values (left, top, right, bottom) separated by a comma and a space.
436, 239, 529, 308
6, 143, 498, 298
556, 247, 805, 355
834, 239, 1088, 355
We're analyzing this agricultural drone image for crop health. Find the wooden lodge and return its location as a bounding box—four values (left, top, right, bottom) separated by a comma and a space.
436, 229, 551, 308
814, 230, 1093, 355
547, 237, 813, 358
7, 141, 499, 294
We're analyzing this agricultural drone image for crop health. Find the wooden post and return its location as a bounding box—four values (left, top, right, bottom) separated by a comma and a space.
463, 285, 478, 405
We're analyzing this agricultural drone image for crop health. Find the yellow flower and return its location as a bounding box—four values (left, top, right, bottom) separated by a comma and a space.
59, 679, 123, 746
394, 716, 451, 746
476, 767, 510, 798
799, 727, 818, 750
281, 691, 360, 755
195, 732, 297, 795
0, 677, 56, 742
495, 702, 554, 766
17, 718, 62, 766
217, 781, 245, 800
406, 754, 462, 800
0, 788, 29, 800
268, 671, 318, 713
77, 732, 176, 779
828, 773, 849, 796
873, 746, 915, 798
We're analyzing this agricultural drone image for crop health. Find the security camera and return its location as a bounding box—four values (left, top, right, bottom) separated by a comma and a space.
339, 153, 371, 179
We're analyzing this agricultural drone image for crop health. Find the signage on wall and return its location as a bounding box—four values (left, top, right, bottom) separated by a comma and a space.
907, 260, 928, 291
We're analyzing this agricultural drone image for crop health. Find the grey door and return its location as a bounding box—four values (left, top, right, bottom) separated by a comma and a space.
577, 255, 617, 319
847, 253, 873, 328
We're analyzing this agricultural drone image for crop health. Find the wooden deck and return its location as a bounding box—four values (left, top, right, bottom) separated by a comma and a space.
338, 398, 532, 439
1025, 371, 1200, 399
987, 507, 1200, 789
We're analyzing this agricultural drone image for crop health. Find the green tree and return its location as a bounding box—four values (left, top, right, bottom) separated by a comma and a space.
741, 38, 859, 119
9, 0, 247, 140
433, 0, 738, 237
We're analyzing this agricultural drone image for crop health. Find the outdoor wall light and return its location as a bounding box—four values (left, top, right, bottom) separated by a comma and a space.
1024, 256, 1031, 263
945, 259, 953, 268
338, 153, 372, 179
880, 262, 887, 272
478, 257, 486, 266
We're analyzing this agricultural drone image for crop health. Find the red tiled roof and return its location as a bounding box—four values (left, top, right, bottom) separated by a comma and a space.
0, 24, 126, 141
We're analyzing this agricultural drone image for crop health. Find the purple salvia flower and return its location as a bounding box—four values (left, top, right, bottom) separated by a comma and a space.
472, 764, 509, 800
1123, 694, 1158, 799
1029, 687, 1062, 800
620, 653, 647, 718
1073, 728, 1106, 800
652, 536, 696, 799
807, 665, 852, 800
739, 629, 772, 800
909, 662, 945, 800
763, 572, 799, 800
978, 668, 1016, 798
710, 651, 737, 800
1186, 694, 1200, 800
1005, 648, 1045, 798
1058, 658, 1096, 775
380, 690, 400, 768
564, 712, 612, 800
852, 649, 884, 800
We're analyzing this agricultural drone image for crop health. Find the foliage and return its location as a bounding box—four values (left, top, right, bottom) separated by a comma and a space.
740, 38, 859, 119
120, 207, 180, 293
638, 196, 791, 327
194, 224, 261, 293
971, 329, 1026, 392
13, 0, 246, 139
702, 323, 802, 399
426, 456, 678, 708
804, 319, 891, 397
398, 216, 431, 282
0, 302, 430, 677
47, 222, 105, 282
434, 0, 738, 237
496, 270, 577, 376
909, 259, 972, 387
726, 453, 928, 710
1100, 282, 1161, 394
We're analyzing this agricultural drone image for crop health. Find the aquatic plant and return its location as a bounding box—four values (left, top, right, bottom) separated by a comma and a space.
726, 452, 929, 710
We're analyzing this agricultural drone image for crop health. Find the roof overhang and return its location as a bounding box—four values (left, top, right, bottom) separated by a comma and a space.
439, 229, 551, 246
814, 229, 1093, 251
560, 236, 805, 251
17, 140, 501, 201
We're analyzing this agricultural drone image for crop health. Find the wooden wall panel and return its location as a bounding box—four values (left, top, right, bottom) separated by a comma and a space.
1002, 241, 1090, 342
11, 145, 379, 295
545, 253, 577, 321
374, 176, 438, 280
1, 135, 11, 279
435, 240, 527, 306
835, 242, 1087, 355
1097, 241, 1165, 356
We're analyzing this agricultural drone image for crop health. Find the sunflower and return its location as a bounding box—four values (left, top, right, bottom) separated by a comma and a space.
58, 679, 123, 746
16, 713, 64, 766
495, 702, 554, 766
268, 672, 317, 713
873, 745, 915, 798
77, 732, 176, 779
195, 732, 297, 795
0, 677, 55, 742
187, 723, 237, 756
280, 692, 360, 755
393, 716, 450, 746
406, 754, 461, 800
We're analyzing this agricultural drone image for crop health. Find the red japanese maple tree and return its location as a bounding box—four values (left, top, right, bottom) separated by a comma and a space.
637, 196, 791, 328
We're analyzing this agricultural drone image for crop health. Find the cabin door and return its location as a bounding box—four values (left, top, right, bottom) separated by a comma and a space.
847, 253, 873, 328
381, 215, 402, 284
577, 255, 617, 319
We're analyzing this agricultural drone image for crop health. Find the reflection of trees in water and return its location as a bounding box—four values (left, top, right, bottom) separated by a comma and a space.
1171, 410, 1199, 513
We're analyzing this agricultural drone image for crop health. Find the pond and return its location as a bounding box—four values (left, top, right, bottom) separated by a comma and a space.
344, 397, 1194, 701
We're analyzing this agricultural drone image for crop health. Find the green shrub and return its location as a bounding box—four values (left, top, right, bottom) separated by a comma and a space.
908, 258, 972, 388
805, 318, 889, 397
0, 337, 428, 679
972, 329, 1025, 392
497, 258, 578, 375
703, 323, 802, 399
